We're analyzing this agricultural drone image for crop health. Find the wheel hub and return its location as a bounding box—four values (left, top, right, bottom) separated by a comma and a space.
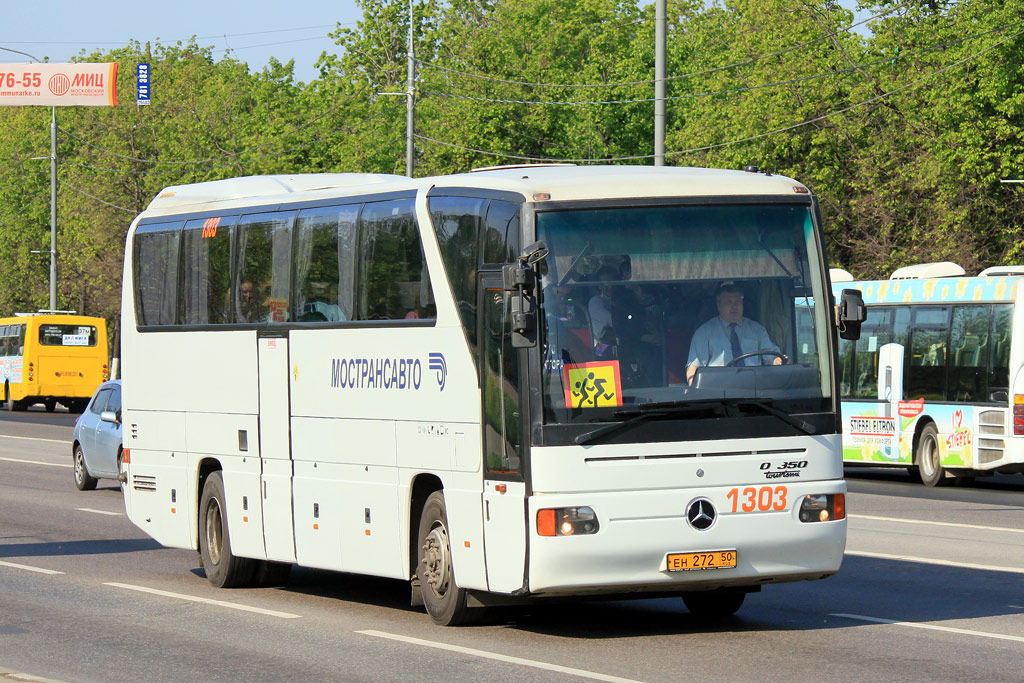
205, 499, 223, 566
421, 524, 450, 597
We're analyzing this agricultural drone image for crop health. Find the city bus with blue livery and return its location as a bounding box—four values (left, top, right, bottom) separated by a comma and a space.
834, 263, 1024, 486
120, 166, 862, 625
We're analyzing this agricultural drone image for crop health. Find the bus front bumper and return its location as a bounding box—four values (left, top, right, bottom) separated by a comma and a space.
526, 479, 846, 596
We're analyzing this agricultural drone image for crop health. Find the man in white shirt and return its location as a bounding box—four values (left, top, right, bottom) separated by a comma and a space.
686, 282, 784, 384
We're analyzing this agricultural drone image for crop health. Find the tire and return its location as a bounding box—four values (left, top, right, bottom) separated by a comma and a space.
73, 443, 98, 491
682, 588, 747, 617
253, 560, 292, 587
198, 471, 255, 588
916, 423, 945, 487
416, 491, 477, 626
4, 385, 22, 412
44, 399, 56, 412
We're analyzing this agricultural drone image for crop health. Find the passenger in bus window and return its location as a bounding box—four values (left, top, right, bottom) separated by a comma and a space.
237, 279, 270, 322
686, 281, 784, 384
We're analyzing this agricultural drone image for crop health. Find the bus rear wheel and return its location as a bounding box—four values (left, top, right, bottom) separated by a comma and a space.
199, 471, 255, 588
416, 491, 478, 626
682, 588, 746, 617
916, 423, 945, 487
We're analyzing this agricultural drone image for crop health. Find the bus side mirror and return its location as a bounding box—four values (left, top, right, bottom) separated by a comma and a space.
837, 289, 865, 341
503, 241, 548, 348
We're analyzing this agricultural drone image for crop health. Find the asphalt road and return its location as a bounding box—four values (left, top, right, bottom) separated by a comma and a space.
1, 411, 1022, 682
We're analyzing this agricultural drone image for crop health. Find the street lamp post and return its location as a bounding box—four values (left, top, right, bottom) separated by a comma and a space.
0, 46, 58, 311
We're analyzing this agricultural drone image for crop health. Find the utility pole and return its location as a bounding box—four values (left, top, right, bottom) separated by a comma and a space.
654, 0, 666, 166
0, 46, 58, 310
406, 0, 416, 177
49, 106, 57, 311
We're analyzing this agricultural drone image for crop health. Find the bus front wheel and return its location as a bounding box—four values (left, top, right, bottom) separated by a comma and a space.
416, 491, 477, 626
199, 471, 255, 588
916, 423, 945, 487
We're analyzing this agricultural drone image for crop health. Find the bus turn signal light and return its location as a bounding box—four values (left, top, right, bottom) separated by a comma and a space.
799, 493, 845, 523
1014, 396, 1024, 435
537, 506, 599, 536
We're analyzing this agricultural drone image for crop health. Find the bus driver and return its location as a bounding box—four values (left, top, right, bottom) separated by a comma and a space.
686, 281, 784, 384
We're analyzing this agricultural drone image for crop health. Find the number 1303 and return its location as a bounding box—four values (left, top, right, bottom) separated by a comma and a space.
726, 486, 788, 513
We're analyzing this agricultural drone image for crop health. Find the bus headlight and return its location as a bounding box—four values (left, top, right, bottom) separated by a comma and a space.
799, 494, 845, 523
537, 506, 600, 536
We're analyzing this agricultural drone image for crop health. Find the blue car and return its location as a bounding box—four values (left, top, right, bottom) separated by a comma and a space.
72, 379, 123, 491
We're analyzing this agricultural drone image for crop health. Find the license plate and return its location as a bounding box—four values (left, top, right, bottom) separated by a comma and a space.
666, 550, 737, 572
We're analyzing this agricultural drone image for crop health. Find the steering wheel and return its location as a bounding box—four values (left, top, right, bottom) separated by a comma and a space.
727, 350, 787, 367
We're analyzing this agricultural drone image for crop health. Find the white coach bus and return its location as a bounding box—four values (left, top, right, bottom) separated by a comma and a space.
120, 166, 863, 625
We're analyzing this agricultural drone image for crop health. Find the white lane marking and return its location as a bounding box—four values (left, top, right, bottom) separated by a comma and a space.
850, 513, 1024, 534
846, 550, 1024, 575
358, 629, 644, 683
0, 560, 65, 575
0, 456, 70, 469
831, 613, 1024, 644
103, 582, 301, 619
0, 665, 67, 682
0, 435, 67, 445
75, 507, 122, 516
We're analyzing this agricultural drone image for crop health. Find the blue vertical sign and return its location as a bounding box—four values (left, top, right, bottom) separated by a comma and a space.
136, 63, 150, 106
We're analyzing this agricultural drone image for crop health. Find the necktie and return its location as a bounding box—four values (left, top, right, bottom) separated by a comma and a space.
729, 323, 743, 363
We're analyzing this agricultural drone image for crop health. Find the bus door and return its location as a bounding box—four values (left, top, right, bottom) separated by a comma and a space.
257, 331, 296, 562
877, 342, 904, 460
478, 274, 527, 593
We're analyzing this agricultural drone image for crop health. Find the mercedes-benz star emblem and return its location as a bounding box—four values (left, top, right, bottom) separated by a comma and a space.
686, 498, 717, 531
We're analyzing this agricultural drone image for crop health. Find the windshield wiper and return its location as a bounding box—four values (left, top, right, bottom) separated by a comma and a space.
729, 398, 816, 435
574, 399, 727, 445
557, 242, 591, 286
573, 397, 814, 446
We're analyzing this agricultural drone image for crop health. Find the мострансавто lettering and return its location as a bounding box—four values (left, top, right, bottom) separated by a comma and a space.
330, 357, 422, 390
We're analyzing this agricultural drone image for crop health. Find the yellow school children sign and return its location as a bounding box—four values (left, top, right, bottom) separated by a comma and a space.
563, 361, 623, 409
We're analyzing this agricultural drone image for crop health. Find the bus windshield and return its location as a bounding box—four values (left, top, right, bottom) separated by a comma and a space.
536, 202, 832, 424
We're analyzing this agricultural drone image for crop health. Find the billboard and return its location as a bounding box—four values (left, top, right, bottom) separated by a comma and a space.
0, 63, 118, 106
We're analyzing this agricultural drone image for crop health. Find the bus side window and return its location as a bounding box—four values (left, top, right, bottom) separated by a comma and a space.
181, 216, 235, 325
234, 211, 295, 324
134, 222, 182, 326
357, 199, 434, 321
293, 204, 358, 323
989, 304, 1012, 393
429, 195, 488, 349
948, 305, 990, 402
482, 287, 522, 476
850, 307, 893, 399
905, 306, 949, 401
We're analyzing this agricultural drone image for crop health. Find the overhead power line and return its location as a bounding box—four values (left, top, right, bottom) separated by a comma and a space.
416, 26, 1024, 164
419, 17, 1024, 107
414, 6, 897, 90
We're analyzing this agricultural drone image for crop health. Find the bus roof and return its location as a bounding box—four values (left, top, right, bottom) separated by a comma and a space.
831, 275, 1022, 304
139, 166, 813, 217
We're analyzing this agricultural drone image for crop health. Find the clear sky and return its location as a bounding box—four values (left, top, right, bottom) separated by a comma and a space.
4, 1, 870, 85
